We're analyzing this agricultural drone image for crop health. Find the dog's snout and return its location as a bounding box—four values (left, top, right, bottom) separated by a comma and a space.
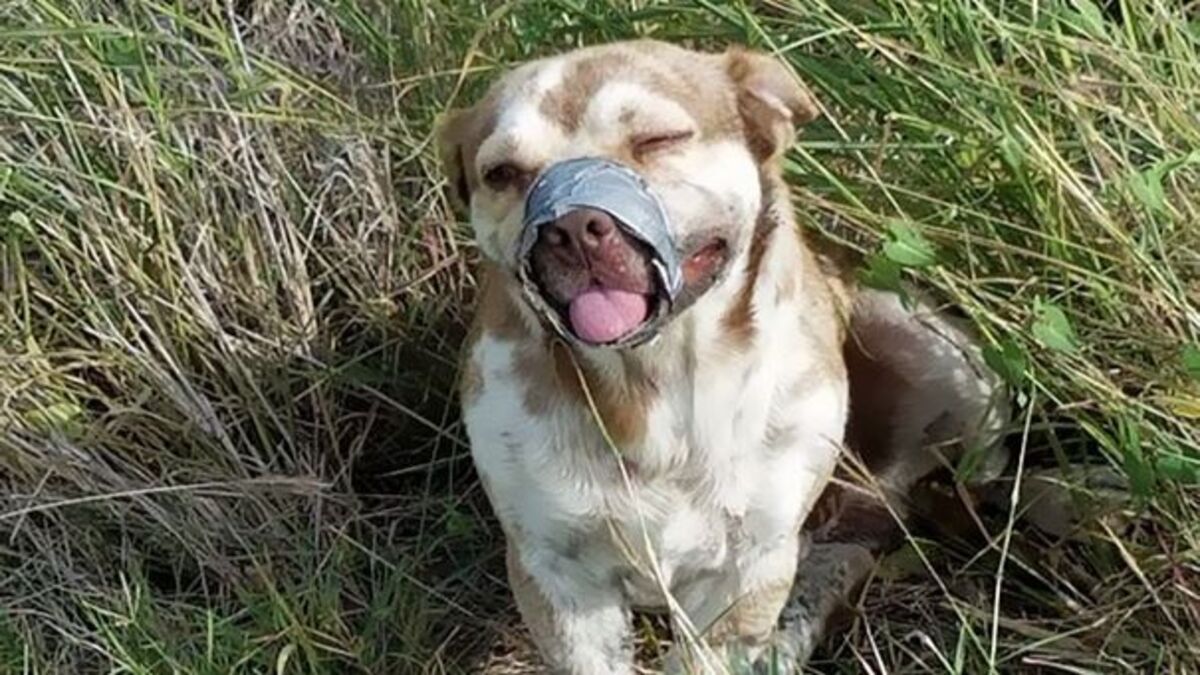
529, 204, 654, 306
544, 208, 616, 252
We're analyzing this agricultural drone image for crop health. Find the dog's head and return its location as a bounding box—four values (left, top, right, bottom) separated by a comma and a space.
438, 40, 819, 347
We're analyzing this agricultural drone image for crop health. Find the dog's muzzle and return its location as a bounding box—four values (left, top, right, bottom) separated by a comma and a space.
516, 157, 684, 349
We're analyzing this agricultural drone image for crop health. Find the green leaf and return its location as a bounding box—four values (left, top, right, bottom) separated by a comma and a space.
24, 402, 85, 437
1056, 0, 1108, 38
877, 542, 925, 581
3, 210, 30, 239
882, 220, 938, 268
1032, 300, 1080, 354
444, 505, 475, 539
1126, 171, 1166, 214
1127, 152, 1200, 216
1117, 419, 1154, 499
983, 339, 1028, 385
1073, 0, 1108, 38
101, 36, 141, 69
997, 135, 1024, 173
857, 252, 903, 292
1183, 344, 1200, 381
1156, 453, 1200, 485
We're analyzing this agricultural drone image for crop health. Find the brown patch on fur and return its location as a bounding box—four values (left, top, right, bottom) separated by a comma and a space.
460, 264, 527, 408
459, 271, 500, 408
510, 342, 556, 417
459, 357, 483, 408
561, 347, 655, 450
724, 46, 820, 162
537, 41, 745, 150
705, 578, 793, 644
801, 225, 859, 332
436, 96, 500, 209
476, 263, 529, 342
511, 338, 655, 449
842, 328, 913, 474
539, 53, 628, 133
721, 178, 779, 351
640, 54, 742, 143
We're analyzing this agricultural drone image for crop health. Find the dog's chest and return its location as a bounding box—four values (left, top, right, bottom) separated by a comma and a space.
464, 305, 844, 602
521, 418, 771, 607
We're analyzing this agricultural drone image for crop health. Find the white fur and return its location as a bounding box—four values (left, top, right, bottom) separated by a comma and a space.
660, 140, 762, 225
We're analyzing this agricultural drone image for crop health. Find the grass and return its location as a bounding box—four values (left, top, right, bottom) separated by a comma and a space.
1, 0, 1198, 672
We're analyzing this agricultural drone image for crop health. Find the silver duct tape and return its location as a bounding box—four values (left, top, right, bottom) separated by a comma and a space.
515, 157, 684, 348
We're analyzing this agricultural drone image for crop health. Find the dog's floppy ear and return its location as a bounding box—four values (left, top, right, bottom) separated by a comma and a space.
435, 107, 475, 211
724, 47, 820, 163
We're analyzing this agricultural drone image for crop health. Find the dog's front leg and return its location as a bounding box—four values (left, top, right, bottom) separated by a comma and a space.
669, 532, 802, 674
506, 543, 634, 675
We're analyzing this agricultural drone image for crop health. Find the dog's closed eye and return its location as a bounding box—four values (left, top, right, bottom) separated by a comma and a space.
483, 162, 533, 191
631, 130, 694, 159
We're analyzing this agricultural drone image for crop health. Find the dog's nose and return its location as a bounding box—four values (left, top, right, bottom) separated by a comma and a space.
543, 208, 616, 252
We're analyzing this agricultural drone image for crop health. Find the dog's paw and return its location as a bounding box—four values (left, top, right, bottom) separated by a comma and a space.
662, 637, 799, 675
733, 639, 800, 675
771, 542, 876, 666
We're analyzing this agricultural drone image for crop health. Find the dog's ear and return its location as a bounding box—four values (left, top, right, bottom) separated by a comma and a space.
435, 107, 475, 211
724, 47, 820, 163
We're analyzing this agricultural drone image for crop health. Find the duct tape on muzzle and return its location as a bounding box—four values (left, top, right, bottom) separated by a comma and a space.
516, 157, 684, 349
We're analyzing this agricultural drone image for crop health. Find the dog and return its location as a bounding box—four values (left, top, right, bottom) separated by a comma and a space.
438, 40, 1009, 674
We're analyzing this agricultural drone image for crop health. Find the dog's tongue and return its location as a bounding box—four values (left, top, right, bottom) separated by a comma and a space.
568, 288, 648, 343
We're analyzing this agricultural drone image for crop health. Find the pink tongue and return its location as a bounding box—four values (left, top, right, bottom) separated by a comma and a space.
568, 288, 649, 343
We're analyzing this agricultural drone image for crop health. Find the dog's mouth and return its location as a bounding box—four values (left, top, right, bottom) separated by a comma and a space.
678, 236, 730, 298
527, 233, 729, 347
526, 226, 660, 345
556, 285, 657, 345
516, 156, 733, 348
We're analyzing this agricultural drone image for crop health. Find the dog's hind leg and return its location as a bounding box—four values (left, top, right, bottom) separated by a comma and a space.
768, 288, 1012, 668
842, 288, 1011, 502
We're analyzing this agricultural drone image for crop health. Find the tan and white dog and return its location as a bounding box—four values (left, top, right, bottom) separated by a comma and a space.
439, 40, 1008, 674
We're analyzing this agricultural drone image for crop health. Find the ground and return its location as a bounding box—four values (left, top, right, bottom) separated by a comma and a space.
1, 1, 1198, 673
